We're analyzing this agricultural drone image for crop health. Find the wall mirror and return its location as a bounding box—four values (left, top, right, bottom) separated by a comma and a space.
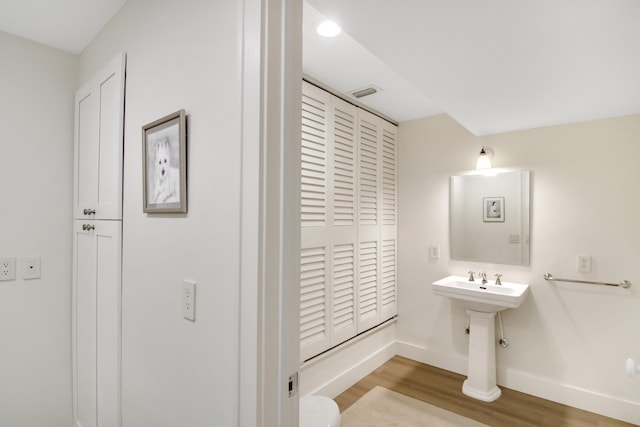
450, 170, 531, 265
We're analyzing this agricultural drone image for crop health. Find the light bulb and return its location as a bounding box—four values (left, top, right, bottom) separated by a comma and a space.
476, 147, 492, 170
317, 21, 341, 37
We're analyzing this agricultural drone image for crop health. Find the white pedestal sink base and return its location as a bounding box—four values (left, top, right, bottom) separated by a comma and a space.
462, 309, 502, 402
463, 379, 501, 402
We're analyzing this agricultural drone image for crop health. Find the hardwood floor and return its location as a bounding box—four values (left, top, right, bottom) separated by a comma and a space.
334, 356, 636, 427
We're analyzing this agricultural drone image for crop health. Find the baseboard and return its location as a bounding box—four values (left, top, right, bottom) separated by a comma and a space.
299, 324, 397, 398
500, 368, 640, 426
396, 340, 640, 425
395, 340, 468, 376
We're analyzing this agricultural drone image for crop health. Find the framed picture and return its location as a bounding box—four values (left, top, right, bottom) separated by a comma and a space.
142, 110, 187, 213
483, 197, 504, 222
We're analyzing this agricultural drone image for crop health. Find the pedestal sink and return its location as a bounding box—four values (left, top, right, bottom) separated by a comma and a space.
432, 275, 529, 402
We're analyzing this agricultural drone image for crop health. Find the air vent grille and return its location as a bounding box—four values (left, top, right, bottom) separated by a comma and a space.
351, 86, 378, 99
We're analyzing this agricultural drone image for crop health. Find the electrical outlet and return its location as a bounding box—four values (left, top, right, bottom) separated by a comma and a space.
577, 255, 592, 273
0, 258, 16, 281
183, 280, 196, 321
23, 257, 41, 279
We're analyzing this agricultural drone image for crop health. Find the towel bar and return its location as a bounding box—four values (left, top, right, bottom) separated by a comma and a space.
543, 273, 631, 289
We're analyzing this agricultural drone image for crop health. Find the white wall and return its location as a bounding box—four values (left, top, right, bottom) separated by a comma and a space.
397, 113, 640, 424
78, 1, 244, 425
0, 32, 77, 427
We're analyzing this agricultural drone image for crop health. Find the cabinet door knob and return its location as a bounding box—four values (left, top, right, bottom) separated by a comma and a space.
82, 224, 95, 231
83, 208, 96, 215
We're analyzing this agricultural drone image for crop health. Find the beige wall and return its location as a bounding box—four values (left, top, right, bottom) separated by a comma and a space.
0, 31, 77, 427
78, 0, 244, 425
397, 113, 640, 424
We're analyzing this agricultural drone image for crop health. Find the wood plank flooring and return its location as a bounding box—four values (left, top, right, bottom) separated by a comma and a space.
334, 356, 636, 427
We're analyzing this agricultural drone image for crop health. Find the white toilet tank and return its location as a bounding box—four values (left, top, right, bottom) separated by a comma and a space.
300, 395, 341, 427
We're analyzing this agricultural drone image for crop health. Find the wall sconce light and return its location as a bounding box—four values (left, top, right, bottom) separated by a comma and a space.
476, 147, 493, 170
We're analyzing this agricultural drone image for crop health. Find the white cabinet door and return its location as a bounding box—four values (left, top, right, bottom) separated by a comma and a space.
73, 220, 122, 427
73, 53, 125, 220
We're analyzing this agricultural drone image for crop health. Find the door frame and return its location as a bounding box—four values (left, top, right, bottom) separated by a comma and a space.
239, 0, 302, 425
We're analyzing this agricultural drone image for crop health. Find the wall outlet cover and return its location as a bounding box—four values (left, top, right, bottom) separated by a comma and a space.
0, 258, 16, 281
577, 255, 592, 273
23, 257, 41, 279
429, 244, 441, 260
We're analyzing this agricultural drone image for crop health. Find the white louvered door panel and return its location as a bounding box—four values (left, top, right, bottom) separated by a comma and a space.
333, 99, 357, 227
382, 125, 397, 227
357, 239, 380, 331
300, 82, 360, 359
300, 246, 329, 360
357, 110, 382, 332
330, 96, 358, 345
300, 82, 331, 360
381, 239, 397, 318
301, 83, 329, 228
380, 122, 398, 319
331, 242, 357, 345
358, 112, 379, 226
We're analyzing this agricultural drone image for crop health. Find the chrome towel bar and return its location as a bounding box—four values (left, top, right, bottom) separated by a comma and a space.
543, 273, 631, 289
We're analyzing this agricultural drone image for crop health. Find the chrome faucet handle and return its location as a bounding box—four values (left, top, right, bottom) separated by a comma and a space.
468, 270, 475, 281
494, 273, 503, 285
480, 271, 488, 284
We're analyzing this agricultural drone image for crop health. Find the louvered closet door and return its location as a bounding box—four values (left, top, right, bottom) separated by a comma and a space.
300, 81, 397, 360
330, 97, 358, 346
380, 122, 398, 319
356, 111, 398, 332
357, 110, 382, 332
301, 82, 331, 360
300, 82, 358, 361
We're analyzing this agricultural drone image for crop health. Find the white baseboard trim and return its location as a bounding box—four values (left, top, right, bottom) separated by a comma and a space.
396, 340, 640, 425
395, 340, 468, 376
300, 340, 396, 398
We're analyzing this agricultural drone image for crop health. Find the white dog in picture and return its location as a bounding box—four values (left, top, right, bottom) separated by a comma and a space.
153, 137, 180, 204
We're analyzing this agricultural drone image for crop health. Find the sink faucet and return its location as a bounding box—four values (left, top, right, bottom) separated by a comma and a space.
495, 273, 503, 286
468, 270, 475, 281
480, 271, 488, 284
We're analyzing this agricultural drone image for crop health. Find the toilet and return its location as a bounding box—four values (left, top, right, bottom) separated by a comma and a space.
300, 395, 341, 427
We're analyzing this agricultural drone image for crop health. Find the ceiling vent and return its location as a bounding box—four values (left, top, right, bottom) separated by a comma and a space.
351, 86, 380, 99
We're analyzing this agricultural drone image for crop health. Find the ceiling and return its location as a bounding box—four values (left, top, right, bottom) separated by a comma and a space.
2, 0, 639, 135
305, 0, 640, 134
0, 0, 127, 54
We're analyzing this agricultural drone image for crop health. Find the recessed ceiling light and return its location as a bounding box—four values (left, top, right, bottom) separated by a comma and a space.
317, 21, 341, 37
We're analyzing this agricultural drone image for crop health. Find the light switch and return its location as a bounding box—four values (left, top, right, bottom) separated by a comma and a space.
183, 280, 196, 321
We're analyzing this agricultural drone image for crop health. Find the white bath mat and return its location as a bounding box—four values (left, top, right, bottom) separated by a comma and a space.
341, 386, 489, 427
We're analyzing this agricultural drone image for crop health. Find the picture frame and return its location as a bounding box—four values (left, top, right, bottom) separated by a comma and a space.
483, 197, 504, 222
142, 109, 187, 213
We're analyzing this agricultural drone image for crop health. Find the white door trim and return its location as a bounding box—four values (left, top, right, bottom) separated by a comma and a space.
239, 0, 302, 426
